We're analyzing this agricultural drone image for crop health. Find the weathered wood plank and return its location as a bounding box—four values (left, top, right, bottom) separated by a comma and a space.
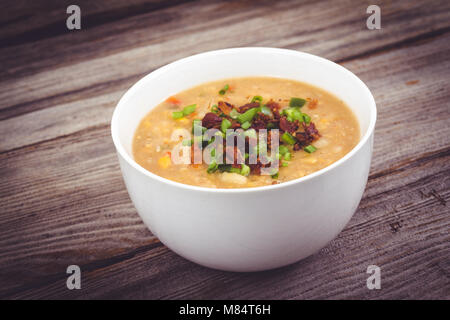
0, 0, 194, 45
2, 144, 448, 299
0, 0, 449, 300
0, 90, 122, 151
0, 0, 449, 120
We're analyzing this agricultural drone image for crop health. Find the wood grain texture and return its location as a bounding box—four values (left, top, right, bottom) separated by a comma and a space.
0, 0, 449, 299
1, 0, 449, 119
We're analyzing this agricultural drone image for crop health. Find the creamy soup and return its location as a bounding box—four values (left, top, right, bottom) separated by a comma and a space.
133, 77, 360, 188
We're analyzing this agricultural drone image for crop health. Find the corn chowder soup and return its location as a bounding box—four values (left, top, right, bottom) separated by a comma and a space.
133, 77, 360, 188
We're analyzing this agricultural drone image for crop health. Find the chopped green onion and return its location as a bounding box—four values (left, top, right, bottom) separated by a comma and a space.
292, 109, 304, 121
182, 139, 192, 146
174, 104, 196, 118
219, 165, 241, 174
260, 105, 273, 117
229, 108, 240, 119
218, 164, 231, 172
193, 135, 203, 143
221, 118, 232, 133
182, 104, 196, 116
207, 160, 218, 173
304, 145, 317, 153
283, 107, 303, 122
271, 172, 279, 179
302, 113, 311, 124
230, 167, 241, 173
281, 161, 289, 167
215, 131, 225, 139
284, 152, 292, 161
192, 119, 206, 133
211, 104, 219, 113
244, 128, 257, 139
241, 121, 251, 130
172, 111, 184, 119
251, 95, 263, 103
279, 145, 289, 156
241, 164, 250, 176
237, 107, 258, 124
282, 132, 296, 145
210, 148, 216, 157
267, 122, 276, 129
244, 153, 249, 160
258, 140, 267, 152
203, 134, 212, 142
289, 97, 307, 108
197, 125, 207, 133
219, 84, 230, 95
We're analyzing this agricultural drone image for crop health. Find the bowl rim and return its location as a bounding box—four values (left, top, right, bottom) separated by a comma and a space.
111, 47, 377, 194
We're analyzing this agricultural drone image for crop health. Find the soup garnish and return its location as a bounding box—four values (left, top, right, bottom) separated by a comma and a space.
133, 77, 360, 188
178, 96, 322, 178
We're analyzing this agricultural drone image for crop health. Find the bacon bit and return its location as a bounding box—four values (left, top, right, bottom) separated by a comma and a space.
248, 111, 273, 130
266, 101, 281, 120
231, 120, 241, 129
165, 96, 181, 105
303, 122, 320, 140
294, 122, 320, 150
202, 112, 222, 128
257, 112, 272, 122
217, 101, 234, 115
294, 133, 310, 150
273, 109, 281, 119
249, 160, 273, 175
267, 130, 274, 149
239, 102, 260, 113
265, 100, 281, 112
251, 118, 267, 130
307, 98, 318, 109
279, 116, 299, 133
249, 162, 262, 174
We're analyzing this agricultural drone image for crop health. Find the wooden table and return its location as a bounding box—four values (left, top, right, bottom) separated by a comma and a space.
0, 0, 448, 299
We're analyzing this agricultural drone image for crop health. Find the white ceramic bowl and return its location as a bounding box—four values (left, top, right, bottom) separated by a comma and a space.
111, 48, 376, 272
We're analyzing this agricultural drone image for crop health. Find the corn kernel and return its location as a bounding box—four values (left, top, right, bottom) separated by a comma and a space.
158, 156, 171, 168
301, 157, 318, 164
317, 118, 329, 130
176, 118, 189, 124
